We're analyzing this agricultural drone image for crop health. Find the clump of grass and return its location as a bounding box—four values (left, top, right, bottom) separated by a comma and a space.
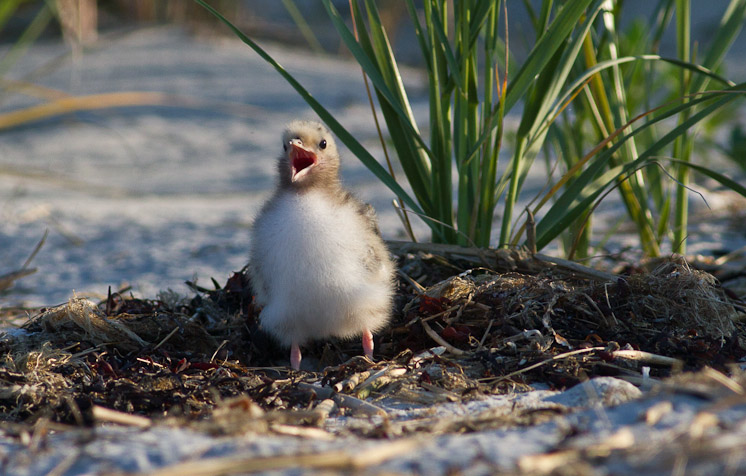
202, 1, 746, 257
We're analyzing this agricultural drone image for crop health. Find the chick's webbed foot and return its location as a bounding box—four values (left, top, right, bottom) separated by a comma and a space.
362, 328, 374, 359
290, 342, 302, 370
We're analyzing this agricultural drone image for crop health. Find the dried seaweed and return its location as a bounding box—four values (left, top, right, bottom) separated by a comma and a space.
0, 250, 744, 438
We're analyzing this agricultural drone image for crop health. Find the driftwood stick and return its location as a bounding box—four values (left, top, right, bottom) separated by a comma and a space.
92, 405, 151, 428
333, 393, 387, 417
313, 399, 337, 420
269, 424, 334, 439
296, 383, 386, 417
386, 240, 617, 282
333, 371, 370, 393
699, 366, 745, 395
355, 366, 407, 399
387, 240, 501, 262
534, 253, 617, 282
611, 350, 684, 367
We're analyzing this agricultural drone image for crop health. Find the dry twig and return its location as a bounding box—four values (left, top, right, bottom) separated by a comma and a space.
92, 405, 151, 428
421, 320, 466, 356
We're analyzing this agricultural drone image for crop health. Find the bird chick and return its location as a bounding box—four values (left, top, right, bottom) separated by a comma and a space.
249, 120, 395, 370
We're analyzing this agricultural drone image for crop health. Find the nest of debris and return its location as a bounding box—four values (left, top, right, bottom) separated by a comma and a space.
0, 244, 745, 435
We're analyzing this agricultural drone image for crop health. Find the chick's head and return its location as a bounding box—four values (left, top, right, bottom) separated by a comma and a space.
279, 120, 340, 189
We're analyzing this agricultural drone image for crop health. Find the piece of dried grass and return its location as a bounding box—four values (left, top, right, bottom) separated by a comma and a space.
627, 260, 738, 338
30, 298, 148, 351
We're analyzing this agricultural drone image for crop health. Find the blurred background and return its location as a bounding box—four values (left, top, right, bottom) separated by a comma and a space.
4, 1, 745, 64
0, 1, 744, 311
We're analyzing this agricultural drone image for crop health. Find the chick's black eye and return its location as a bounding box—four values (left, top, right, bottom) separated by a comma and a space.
319, 139, 327, 149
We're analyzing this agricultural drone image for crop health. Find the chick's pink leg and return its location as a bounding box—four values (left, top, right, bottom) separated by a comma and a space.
362, 328, 374, 359
290, 342, 302, 370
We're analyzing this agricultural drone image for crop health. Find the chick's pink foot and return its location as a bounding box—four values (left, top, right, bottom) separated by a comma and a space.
362, 328, 374, 359
290, 342, 302, 370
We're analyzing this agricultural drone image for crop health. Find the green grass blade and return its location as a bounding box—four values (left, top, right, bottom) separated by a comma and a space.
421, 0, 455, 242
672, 0, 691, 254
671, 160, 746, 198
535, 85, 745, 216
600, 10, 657, 255
467, 1, 495, 47
691, 0, 746, 93
0, 3, 53, 78
322, 0, 434, 160
504, 0, 594, 113
357, 0, 435, 216
500, 0, 605, 246
532, 54, 734, 152
537, 0, 554, 37
280, 0, 326, 55
428, 6, 464, 93
0, 0, 24, 33
536, 161, 647, 250
535, 85, 745, 249
404, 0, 432, 69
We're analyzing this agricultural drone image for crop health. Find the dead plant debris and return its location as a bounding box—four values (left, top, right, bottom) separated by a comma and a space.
1, 245, 745, 440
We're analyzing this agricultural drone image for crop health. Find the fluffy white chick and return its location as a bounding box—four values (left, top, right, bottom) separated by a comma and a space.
249, 120, 395, 370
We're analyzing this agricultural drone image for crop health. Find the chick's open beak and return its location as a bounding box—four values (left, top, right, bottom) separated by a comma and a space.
288, 142, 317, 182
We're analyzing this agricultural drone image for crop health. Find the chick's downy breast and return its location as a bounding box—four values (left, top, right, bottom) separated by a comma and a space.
250, 189, 388, 344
